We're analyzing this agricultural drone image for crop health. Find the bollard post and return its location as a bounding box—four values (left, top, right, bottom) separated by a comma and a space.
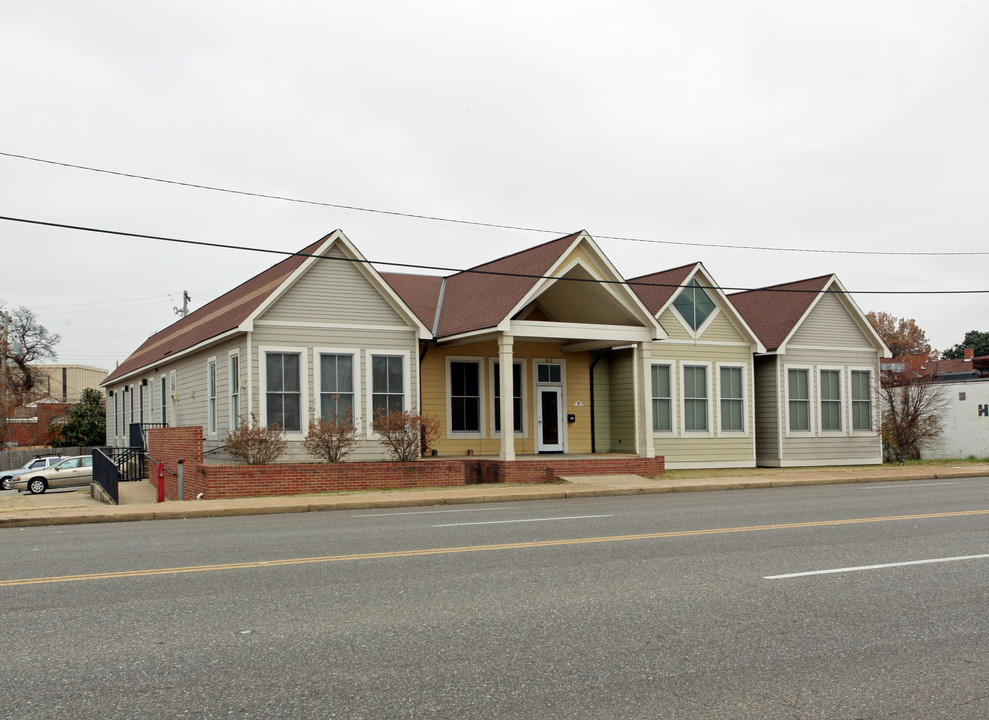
156, 462, 165, 503
177, 459, 184, 501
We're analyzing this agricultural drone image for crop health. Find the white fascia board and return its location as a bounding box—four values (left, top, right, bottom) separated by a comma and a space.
643, 262, 701, 319
238, 233, 337, 332
501, 232, 666, 339
828, 276, 893, 358
692, 263, 766, 353
100, 328, 243, 387
509, 320, 656, 343
775, 275, 833, 354
436, 328, 502, 346
238, 231, 431, 337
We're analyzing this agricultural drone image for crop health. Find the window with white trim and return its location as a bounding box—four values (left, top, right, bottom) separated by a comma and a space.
719, 366, 744, 433
820, 369, 842, 431
149, 377, 156, 423
207, 358, 217, 435
160, 376, 168, 424
319, 353, 355, 426
851, 370, 872, 431
449, 360, 481, 433
672, 278, 717, 331
229, 353, 241, 430
682, 365, 709, 432
128, 386, 134, 430
139, 383, 145, 424
788, 369, 810, 432
493, 361, 523, 434
114, 392, 120, 436
266, 352, 302, 432
371, 354, 405, 417
651, 363, 673, 433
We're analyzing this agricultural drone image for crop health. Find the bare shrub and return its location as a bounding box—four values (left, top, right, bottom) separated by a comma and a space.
372, 409, 440, 462
879, 366, 950, 464
224, 413, 287, 465
304, 405, 360, 463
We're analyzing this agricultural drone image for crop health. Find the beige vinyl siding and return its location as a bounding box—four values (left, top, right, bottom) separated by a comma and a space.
104, 338, 241, 448
657, 309, 692, 340
697, 312, 747, 343
607, 349, 636, 452
258, 246, 407, 326
788, 293, 874, 348
650, 341, 755, 468
753, 355, 781, 466
250, 325, 418, 462
775, 347, 882, 466
420, 340, 595, 456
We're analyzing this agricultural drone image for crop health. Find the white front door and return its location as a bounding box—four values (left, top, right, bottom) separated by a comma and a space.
536, 387, 564, 453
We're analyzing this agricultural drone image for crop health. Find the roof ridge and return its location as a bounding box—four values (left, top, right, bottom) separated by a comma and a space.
448, 231, 582, 278
626, 262, 700, 283
728, 273, 833, 297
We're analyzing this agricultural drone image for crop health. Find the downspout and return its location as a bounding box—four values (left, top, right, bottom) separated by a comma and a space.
589, 349, 606, 454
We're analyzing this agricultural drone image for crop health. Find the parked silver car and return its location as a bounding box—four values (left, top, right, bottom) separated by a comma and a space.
1, 455, 64, 490
11, 455, 94, 494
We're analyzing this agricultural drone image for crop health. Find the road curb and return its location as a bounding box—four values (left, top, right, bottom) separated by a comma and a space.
1, 469, 985, 529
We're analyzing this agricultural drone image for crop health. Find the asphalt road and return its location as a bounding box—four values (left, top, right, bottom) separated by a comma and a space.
1, 478, 987, 719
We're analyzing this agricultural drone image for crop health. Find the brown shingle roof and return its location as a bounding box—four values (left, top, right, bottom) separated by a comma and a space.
627, 263, 698, 316
728, 275, 833, 351
434, 232, 581, 338
379, 272, 445, 331
104, 235, 330, 384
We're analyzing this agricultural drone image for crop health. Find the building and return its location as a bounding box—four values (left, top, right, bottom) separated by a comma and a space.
103, 230, 887, 469
33, 364, 108, 403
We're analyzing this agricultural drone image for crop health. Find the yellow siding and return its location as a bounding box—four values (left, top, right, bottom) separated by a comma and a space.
421, 340, 594, 456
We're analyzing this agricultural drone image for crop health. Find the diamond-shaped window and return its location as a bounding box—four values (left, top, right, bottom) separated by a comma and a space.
672, 278, 716, 331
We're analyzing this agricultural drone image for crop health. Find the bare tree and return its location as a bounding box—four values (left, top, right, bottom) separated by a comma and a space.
304, 405, 361, 463
1, 303, 60, 401
2, 304, 60, 445
372, 409, 441, 462
878, 363, 950, 464
224, 414, 287, 465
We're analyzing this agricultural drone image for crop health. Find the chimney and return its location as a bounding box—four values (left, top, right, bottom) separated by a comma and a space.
965, 348, 975, 361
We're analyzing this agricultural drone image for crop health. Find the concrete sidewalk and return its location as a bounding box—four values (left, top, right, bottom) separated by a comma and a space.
1, 463, 986, 529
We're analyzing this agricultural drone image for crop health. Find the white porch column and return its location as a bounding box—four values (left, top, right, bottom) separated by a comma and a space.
638, 341, 656, 458
498, 333, 516, 461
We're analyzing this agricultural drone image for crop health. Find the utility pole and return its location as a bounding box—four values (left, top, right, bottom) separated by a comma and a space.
173, 290, 192, 318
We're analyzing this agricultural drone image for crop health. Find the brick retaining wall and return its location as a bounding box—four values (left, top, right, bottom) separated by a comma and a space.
467, 456, 666, 483
147, 426, 663, 501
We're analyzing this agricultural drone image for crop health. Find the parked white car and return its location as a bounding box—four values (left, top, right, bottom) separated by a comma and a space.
1, 455, 64, 490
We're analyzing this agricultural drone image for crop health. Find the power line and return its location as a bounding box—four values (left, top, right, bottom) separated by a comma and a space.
0, 214, 986, 295
3, 150, 987, 258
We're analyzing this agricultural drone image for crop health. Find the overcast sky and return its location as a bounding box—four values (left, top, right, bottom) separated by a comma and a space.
2, 1, 987, 376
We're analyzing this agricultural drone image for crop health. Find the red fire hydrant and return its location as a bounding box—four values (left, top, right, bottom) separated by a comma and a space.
157, 461, 165, 503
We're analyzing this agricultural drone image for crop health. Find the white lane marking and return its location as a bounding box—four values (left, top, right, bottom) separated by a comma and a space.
434, 514, 613, 527
860, 482, 958, 490
765, 553, 989, 579
354, 508, 516, 517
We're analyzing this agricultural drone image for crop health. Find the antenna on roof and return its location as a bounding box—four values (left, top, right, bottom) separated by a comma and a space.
172, 290, 192, 318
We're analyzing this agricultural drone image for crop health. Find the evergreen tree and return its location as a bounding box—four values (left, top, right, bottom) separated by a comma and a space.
50, 388, 106, 447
